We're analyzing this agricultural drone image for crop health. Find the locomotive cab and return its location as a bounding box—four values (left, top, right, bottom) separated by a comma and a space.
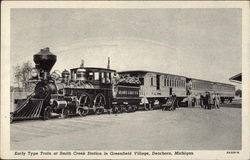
70, 66, 115, 87
85, 68, 114, 86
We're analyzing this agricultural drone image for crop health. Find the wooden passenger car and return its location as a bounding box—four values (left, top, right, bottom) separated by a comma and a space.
191, 78, 235, 102
118, 70, 187, 108
119, 70, 236, 108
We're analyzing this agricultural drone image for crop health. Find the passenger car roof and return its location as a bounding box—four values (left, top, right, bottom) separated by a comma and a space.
118, 70, 186, 78
119, 70, 235, 87
70, 67, 116, 72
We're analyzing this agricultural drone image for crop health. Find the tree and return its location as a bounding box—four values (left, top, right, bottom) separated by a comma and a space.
13, 61, 33, 91
235, 89, 242, 97
21, 61, 33, 91
13, 65, 22, 89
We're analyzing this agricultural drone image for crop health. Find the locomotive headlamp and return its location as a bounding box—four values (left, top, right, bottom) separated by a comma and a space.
31, 68, 39, 77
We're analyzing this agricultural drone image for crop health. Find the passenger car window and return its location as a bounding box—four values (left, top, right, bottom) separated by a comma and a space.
151, 77, 154, 86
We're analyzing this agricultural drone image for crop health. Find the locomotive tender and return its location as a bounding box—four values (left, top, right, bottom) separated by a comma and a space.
11, 48, 235, 122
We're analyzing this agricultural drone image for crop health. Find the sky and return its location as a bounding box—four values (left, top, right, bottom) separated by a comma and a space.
11, 8, 241, 85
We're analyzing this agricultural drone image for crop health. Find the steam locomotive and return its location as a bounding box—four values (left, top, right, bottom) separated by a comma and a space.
11, 47, 235, 122
11, 48, 141, 122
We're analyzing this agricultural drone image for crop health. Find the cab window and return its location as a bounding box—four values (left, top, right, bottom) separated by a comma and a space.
106, 72, 111, 83
100, 72, 112, 84
94, 72, 99, 80
88, 72, 94, 81
100, 72, 105, 83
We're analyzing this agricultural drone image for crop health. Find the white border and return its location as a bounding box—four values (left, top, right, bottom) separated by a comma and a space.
1, 1, 249, 159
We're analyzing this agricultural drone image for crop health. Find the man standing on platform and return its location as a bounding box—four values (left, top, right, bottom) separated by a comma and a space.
214, 93, 220, 109
204, 91, 209, 109
207, 92, 211, 109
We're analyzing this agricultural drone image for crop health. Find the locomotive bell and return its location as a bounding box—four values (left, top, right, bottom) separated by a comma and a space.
34, 47, 57, 72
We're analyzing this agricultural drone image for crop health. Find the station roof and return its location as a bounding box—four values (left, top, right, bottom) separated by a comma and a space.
229, 73, 242, 83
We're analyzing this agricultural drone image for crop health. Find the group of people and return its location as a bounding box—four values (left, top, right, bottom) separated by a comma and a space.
194, 92, 220, 109
162, 93, 178, 111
